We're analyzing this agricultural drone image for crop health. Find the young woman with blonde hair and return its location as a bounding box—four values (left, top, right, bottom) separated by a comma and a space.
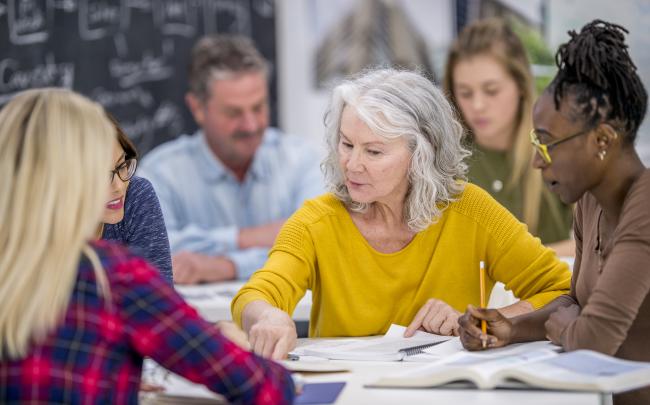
444, 18, 573, 254
0, 88, 294, 403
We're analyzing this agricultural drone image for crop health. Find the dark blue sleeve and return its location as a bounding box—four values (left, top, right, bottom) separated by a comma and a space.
104, 176, 173, 284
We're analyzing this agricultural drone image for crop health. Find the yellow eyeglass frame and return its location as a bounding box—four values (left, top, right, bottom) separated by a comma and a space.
529, 128, 592, 164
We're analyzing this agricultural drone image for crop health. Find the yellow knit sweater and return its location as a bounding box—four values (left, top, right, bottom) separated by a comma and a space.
232, 184, 571, 337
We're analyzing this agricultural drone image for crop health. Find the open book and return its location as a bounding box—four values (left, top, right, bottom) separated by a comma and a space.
369, 348, 650, 394
291, 324, 452, 361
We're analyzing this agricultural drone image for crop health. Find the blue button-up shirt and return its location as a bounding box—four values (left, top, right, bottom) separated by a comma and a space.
139, 128, 324, 279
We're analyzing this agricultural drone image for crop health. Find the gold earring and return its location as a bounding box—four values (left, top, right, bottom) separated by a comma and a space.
598, 150, 606, 161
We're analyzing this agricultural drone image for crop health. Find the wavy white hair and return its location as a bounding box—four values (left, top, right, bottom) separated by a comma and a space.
322, 68, 470, 231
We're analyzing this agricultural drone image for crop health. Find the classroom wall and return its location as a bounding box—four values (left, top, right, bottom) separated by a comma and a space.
276, 0, 650, 162
276, 0, 453, 147
546, 0, 650, 162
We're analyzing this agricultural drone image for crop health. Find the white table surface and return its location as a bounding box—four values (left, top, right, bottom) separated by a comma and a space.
144, 336, 610, 405
291, 336, 607, 405
175, 281, 312, 322
143, 358, 608, 405
295, 359, 608, 405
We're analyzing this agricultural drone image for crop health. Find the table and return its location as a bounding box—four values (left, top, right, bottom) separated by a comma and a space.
296, 359, 609, 405
143, 337, 611, 405
175, 281, 312, 322
143, 358, 609, 405
290, 337, 609, 405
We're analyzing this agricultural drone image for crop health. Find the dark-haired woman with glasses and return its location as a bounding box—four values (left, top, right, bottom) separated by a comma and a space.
100, 115, 173, 283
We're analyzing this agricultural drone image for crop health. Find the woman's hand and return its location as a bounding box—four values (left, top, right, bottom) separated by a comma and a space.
458, 305, 513, 350
216, 321, 251, 351
544, 304, 580, 345
248, 307, 297, 360
405, 298, 462, 337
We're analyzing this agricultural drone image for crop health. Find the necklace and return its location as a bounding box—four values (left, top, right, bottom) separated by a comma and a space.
474, 147, 508, 193
595, 209, 606, 271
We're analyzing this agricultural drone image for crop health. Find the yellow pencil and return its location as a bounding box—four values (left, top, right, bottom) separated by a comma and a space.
479, 261, 487, 349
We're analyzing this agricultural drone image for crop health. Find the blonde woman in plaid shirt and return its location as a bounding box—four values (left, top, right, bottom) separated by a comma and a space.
0, 88, 294, 404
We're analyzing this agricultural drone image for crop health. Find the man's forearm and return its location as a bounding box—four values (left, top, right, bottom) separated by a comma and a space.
237, 221, 286, 249
211, 256, 237, 281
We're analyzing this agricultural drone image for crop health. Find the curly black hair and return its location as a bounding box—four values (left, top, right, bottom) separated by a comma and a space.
550, 19, 647, 143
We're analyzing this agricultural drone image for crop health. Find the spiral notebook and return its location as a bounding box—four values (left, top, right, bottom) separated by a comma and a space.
290, 324, 452, 361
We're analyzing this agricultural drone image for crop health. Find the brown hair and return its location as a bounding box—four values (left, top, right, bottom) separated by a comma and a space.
443, 18, 546, 234
105, 112, 137, 160
188, 34, 269, 101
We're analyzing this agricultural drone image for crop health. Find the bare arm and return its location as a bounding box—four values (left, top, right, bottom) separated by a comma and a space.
497, 300, 533, 318
458, 294, 576, 350
509, 295, 577, 343
172, 252, 236, 284
238, 221, 286, 249
405, 296, 538, 338
547, 239, 576, 258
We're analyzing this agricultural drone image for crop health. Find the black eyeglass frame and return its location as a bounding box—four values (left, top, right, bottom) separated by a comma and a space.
110, 158, 138, 183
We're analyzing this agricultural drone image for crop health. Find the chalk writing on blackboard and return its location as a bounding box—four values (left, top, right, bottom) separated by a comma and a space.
8, 0, 51, 45
0, 0, 277, 154
0, 54, 74, 104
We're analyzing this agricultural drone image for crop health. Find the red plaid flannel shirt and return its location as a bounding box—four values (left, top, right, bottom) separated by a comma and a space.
0, 241, 294, 404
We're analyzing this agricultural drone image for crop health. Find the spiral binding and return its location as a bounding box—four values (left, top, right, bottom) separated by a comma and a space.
398, 342, 442, 356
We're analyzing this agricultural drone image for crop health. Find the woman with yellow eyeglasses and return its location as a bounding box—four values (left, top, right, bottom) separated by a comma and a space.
459, 20, 649, 405
529, 126, 593, 165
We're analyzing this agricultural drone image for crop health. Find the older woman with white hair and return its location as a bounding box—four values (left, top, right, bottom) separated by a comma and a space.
231, 68, 571, 360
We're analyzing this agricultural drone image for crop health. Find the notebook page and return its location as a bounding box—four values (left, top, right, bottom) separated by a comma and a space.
294, 324, 452, 360
423, 337, 560, 358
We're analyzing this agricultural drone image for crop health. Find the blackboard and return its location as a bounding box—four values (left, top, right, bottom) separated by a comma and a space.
0, 0, 277, 155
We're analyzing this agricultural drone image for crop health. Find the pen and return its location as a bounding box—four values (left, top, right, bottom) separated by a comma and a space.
479, 261, 487, 349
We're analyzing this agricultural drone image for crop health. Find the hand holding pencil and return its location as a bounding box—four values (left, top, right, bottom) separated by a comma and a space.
457, 263, 515, 351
